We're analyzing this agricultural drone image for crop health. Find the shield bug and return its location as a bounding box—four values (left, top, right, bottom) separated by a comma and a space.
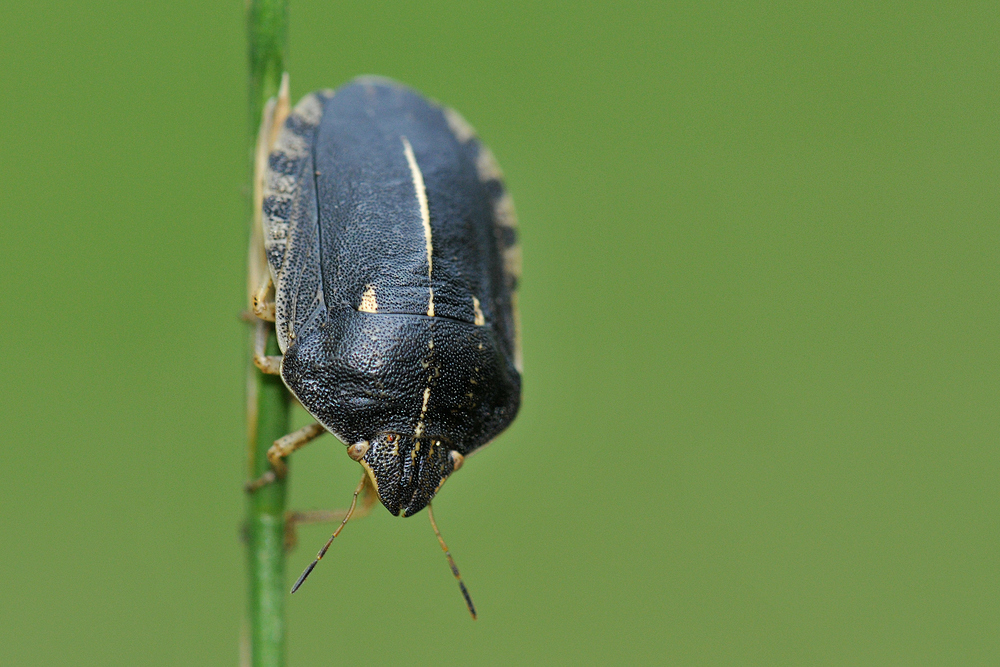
247, 75, 522, 617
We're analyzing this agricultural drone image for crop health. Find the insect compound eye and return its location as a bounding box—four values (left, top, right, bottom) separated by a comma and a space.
347, 441, 370, 461
449, 450, 465, 471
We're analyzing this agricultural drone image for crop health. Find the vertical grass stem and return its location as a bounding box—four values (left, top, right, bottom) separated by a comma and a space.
246, 1, 289, 666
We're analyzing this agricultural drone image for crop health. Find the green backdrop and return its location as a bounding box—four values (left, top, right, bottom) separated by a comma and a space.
2, 2, 997, 664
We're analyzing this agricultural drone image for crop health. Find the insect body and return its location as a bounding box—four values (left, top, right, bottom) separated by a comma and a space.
249, 76, 521, 609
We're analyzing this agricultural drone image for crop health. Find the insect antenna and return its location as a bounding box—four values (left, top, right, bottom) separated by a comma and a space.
290, 474, 366, 594
428, 503, 477, 620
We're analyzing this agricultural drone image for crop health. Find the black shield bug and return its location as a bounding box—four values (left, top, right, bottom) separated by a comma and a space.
246, 75, 522, 617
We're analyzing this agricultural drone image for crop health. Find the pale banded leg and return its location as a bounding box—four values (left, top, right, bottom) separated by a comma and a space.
245, 422, 327, 492
238, 275, 275, 323
253, 319, 282, 375
252, 272, 276, 322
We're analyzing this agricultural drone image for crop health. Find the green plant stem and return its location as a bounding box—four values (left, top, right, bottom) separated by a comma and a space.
248, 0, 289, 138
246, 2, 289, 666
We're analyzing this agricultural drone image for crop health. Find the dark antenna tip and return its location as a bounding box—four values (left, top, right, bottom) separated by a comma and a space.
288, 475, 366, 595
428, 503, 477, 620
290, 560, 317, 593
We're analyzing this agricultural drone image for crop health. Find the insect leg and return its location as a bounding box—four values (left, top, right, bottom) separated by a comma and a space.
245, 422, 326, 492
251, 273, 276, 322
247, 73, 288, 321
252, 319, 282, 375
284, 476, 377, 550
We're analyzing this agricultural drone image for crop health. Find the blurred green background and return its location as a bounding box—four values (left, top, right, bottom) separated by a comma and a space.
2, 1, 998, 665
